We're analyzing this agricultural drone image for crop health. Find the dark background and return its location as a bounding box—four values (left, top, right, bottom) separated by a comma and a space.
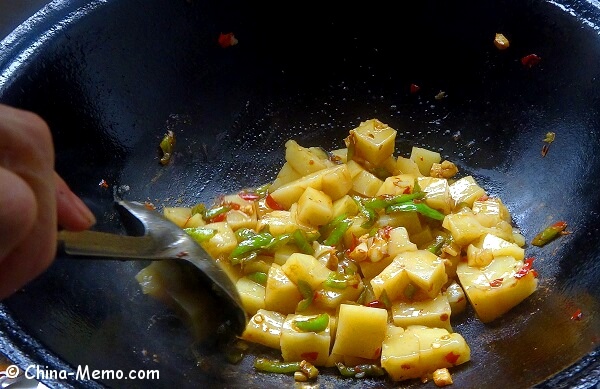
0, 0, 51, 39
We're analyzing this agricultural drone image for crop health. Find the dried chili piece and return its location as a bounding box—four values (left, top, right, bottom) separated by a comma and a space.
218, 32, 238, 48
410, 83, 421, 94
521, 54, 541, 68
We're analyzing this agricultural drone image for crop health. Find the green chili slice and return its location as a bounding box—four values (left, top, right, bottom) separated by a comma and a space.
335, 362, 385, 378
426, 235, 446, 255
323, 273, 347, 290
322, 217, 351, 246
204, 205, 231, 221
362, 192, 425, 210
246, 272, 268, 286
293, 313, 329, 332
386, 201, 445, 221
293, 230, 315, 255
230, 232, 275, 259
159, 130, 175, 165
183, 227, 217, 243
296, 280, 313, 312
254, 358, 302, 374
531, 221, 568, 247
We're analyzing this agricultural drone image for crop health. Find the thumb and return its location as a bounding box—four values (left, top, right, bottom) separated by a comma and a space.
0, 168, 37, 259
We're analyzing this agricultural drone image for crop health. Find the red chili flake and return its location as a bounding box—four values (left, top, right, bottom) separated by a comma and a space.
300, 352, 319, 361
98, 179, 109, 188
440, 313, 449, 322
378, 226, 393, 240
521, 54, 541, 68
490, 278, 504, 287
571, 308, 583, 321
410, 83, 421, 94
515, 257, 535, 279
218, 32, 238, 48
477, 195, 490, 202
372, 347, 382, 359
144, 201, 156, 210
445, 351, 460, 364
401, 364, 412, 370
402, 186, 412, 194
367, 300, 386, 309
239, 192, 260, 201
265, 194, 285, 210
176, 251, 189, 258
210, 213, 227, 223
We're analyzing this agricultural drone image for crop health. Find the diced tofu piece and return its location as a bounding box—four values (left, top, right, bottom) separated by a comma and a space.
396, 156, 423, 176
417, 177, 452, 214
342, 216, 370, 248
359, 256, 393, 280
381, 324, 422, 381
348, 119, 397, 166
225, 209, 257, 231
346, 160, 383, 197
257, 210, 301, 236
270, 162, 303, 191
370, 257, 411, 300
467, 233, 525, 267
442, 212, 487, 246
281, 313, 331, 366
410, 146, 441, 176
410, 325, 470, 373
444, 281, 467, 316
330, 148, 348, 164
265, 264, 302, 314
269, 165, 349, 209
163, 207, 193, 228
281, 253, 333, 290
314, 282, 364, 310
236, 277, 265, 315
332, 304, 388, 359
457, 256, 538, 323
449, 176, 486, 209
387, 227, 418, 257
376, 174, 415, 196
272, 244, 296, 266
321, 164, 353, 200
296, 187, 333, 227
200, 222, 237, 257
392, 294, 452, 331
399, 250, 448, 299
331, 195, 359, 218
284, 139, 329, 176
241, 309, 286, 350
376, 212, 422, 235
472, 197, 511, 227
410, 225, 434, 248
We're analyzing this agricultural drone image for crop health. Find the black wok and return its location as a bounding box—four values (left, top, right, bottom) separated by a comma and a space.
1, 0, 600, 387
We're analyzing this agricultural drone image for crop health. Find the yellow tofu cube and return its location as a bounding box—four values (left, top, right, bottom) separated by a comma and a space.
381, 324, 423, 381
281, 253, 333, 290
387, 227, 418, 257
332, 304, 388, 359
444, 281, 467, 316
457, 256, 538, 322
296, 187, 333, 227
472, 197, 511, 227
417, 176, 452, 214
331, 195, 359, 218
467, 233, 525, 267
396, 156, 423, 177
410, 325, 470, 372
163, 207, 192, 228
241, 309, 286, 350
321, 164, 353, 200
236, 277, 265, 315
370, 257, 411, 300
376, 212, 423, 235
281, 314, 331, 366
284, 139, 329, 176
449, 176, 486, 208
398, 250, 448, 299
200, 222, 237, 257
359, 256, 393, 280
376, 174, 415, 196
410, 146, 441, 176
265, 264, 302, 314
349, 119, 397, 166
270, 162, 303, 191
256, 210, 300, 236
442, 212, 487, 246
392, 294, 452, 331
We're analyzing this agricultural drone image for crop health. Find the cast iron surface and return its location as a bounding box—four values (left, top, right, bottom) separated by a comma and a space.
1, 0, 600, 387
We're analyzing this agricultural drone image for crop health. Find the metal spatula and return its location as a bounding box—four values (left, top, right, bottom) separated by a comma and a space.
57, 200, 247, 335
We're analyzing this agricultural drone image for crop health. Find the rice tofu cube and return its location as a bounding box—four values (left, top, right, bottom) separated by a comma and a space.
284, 139, 330, 176
281, 313, 331, 366
200, 221, 237, 257
466, 233, 525, 267
265, 263, 302, 314
236, 277, 265, 315
381, 324, 470, 382
241, 309, 286, 350
296, 187, 333, 228
449, 176, 486, 209
392, 293, 452, 331
417, 176, 452, 214
332, 304, 388, 360
281, 252, 333, 290
410, 146, 441, 176
371, 250, 447, 300
348, 119, 397, 166
442, 211, 487, 246
472, 197, 511, 227
457, 256, 538, 323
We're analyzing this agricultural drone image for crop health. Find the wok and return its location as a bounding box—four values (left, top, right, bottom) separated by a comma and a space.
0, 0, 599, 387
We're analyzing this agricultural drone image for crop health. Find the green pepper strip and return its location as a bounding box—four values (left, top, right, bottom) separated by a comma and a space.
190, 203, 206, 216
531, 221, 567, 247
230, 232, 275, 259
204, 205, 231, 221
335, 362, 385, 378
362, 192, 425, 210
254, 358, 302, 374
246, 272, 268, 286
386, 201, 445, 221
159, 130, 175, 165
183, 227, 217, 243
426, 235, 446, 255
293, 313, 329, 332
323, 218, 351, 246
323, 273, 347, 290
353, 196, 377, 229
293, 230, 315, 255
296, 280, 313, 312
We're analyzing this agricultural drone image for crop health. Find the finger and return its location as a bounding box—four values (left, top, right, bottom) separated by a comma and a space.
0, 168, 37, 260
55, 172, 96, 230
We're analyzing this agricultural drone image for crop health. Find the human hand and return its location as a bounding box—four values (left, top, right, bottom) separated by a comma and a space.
0, 104, 96, 299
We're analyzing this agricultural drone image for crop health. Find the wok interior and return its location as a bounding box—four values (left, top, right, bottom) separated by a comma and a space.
1, 0, 600, 387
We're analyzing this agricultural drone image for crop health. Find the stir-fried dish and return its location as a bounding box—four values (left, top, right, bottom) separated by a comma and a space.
136, 119, 538, 386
